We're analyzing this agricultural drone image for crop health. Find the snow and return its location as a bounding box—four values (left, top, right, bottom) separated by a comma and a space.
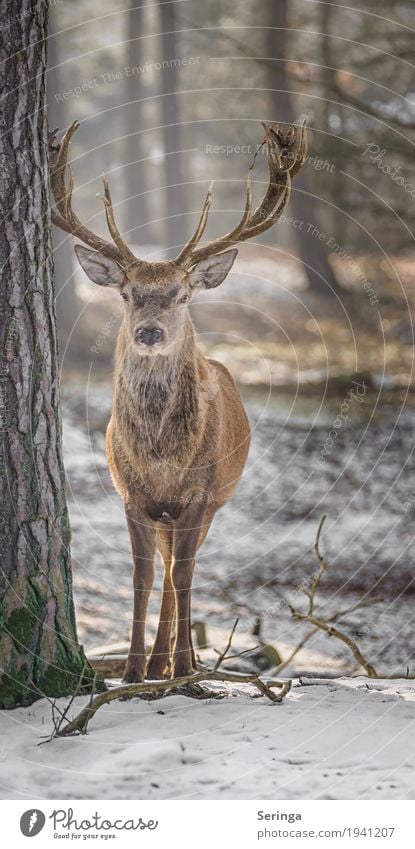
0, 678, 414, 800
2, 385, 413, 801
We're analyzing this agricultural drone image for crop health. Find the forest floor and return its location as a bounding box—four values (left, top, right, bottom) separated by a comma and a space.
1, 678, 414, 800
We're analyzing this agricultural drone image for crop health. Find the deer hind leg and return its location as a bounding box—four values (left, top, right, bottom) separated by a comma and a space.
123, 507, 155, 684
146, 528, 175, 680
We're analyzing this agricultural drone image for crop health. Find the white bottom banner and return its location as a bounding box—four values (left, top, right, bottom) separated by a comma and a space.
0, 799, 413, 848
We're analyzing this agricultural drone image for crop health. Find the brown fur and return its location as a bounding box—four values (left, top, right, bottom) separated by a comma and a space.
101, 260, 250, 681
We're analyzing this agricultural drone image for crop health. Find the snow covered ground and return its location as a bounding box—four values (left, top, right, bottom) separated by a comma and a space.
2, 383, 414, 802
0, 678, 414, 800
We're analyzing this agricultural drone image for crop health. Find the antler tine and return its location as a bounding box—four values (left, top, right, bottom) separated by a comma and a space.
99, 177, 137, 265
290, 119, 308, 177
179, 171, 254, 269
177, 120, 307, 268
227, 168, 253, 239
49, 122, 139, 265
175, 182, 214, 266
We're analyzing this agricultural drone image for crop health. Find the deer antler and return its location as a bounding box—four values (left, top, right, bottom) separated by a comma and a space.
48, 122, 138, 267
49, 120, 307, 271
175, 120, 307, 269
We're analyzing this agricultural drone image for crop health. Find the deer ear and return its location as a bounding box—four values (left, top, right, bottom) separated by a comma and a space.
74, 245, 126, 287
188, 248, 238, 290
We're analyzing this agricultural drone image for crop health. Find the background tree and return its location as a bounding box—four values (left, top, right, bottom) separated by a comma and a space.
265, 0, 343, 297
124, 0, 155, 245
159, 0, 187, 253
0, 0, 97, 708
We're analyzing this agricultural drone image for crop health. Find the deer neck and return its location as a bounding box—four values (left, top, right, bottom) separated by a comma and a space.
113, 316, 201, 457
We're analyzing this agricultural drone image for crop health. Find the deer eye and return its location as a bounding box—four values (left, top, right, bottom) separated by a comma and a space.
121, 292, 129, 302
179, 293, 190, 304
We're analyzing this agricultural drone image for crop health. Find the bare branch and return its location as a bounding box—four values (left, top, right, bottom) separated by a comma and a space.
213, 617, 239, 671
291, 611, 377, 678
54, 669, 291, 737
274, 516, 378, 678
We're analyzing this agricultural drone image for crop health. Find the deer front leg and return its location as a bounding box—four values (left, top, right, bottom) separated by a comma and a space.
123, 506, 156, 683
146, 570, 175, 680
171, 503, 207, 679
146, 528, 175, 680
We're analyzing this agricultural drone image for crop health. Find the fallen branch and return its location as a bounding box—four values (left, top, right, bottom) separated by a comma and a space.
53, 621, 291, 737
275, 516, 379, 678
54, 670, 291, 737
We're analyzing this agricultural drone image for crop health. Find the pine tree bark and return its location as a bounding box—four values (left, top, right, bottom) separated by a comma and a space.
47, 8, 81, 349
0, 0, 98, 708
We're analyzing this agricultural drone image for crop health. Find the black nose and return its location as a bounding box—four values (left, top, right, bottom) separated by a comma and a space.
136, 326, 164, 347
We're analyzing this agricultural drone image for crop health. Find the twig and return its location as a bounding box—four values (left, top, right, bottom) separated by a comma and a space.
213, 617, 239, 671
37, 662, 96, 745
292, 611, 377, 678
213, 644, 261, 664
304, 514, 327, 614
275, 598, 382, 674
274, 516, 378, 678
276, 628, 317, 674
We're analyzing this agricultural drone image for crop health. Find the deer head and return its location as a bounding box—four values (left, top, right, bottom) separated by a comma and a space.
49, 121, 307, 356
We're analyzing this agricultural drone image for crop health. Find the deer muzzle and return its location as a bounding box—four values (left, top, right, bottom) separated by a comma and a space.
134, 325, 165, 349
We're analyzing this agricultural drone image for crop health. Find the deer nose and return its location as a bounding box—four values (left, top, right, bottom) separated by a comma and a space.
135, 326, 165, 347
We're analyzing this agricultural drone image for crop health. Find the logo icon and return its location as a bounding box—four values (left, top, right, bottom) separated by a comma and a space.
20, 810, 46, 837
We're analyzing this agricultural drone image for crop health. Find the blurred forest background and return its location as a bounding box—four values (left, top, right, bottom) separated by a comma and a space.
48, 0, 415, 383
47, 1, 414, 675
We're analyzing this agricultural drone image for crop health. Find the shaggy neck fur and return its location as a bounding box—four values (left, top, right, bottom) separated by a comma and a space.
113, 315, 202, 463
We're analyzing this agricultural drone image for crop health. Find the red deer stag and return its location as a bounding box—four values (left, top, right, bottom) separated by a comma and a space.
49, 120, 307, 682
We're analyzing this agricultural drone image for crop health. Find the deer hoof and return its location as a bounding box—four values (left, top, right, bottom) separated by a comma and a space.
122, 664, 145, 684
146, 661, 170, 681
171, 662, 197, 680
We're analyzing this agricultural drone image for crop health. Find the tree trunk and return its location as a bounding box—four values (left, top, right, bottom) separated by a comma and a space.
0, 0, 98, 708
266, 0, 342, 296
159, 1, 187, 254
124, 0, 155, 244
47, 9, 81, 350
